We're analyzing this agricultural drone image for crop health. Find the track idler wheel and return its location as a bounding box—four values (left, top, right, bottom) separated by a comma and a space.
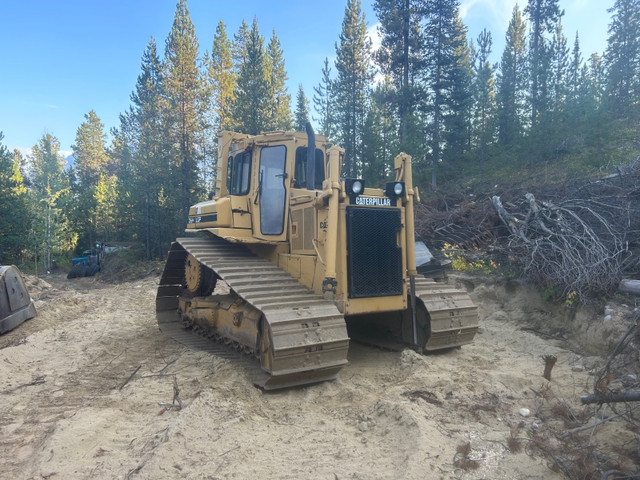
184, 254, 216, 296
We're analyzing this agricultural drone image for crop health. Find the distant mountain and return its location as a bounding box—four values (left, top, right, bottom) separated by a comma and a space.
64, 154, 75, 170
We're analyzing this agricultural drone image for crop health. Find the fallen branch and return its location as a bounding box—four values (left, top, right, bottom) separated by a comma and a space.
491, 193, 631, 302
119, 365, 141, 390
558, 410, 632, 438
580, 391, 640, 405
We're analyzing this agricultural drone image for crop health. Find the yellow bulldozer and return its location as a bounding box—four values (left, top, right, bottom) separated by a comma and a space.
156, 126, 478, 389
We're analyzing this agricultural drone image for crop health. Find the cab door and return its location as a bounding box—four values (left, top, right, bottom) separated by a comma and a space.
255, 145, 288, 240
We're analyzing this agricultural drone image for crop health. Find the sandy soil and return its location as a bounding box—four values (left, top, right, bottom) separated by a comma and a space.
0, 272, 636, 479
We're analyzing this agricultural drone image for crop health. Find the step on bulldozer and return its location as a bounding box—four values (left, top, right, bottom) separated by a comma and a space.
0, 265, 37, 334
157, 126, 478, 389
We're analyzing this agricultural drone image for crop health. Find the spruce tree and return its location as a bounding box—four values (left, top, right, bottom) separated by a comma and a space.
334, 0, 373, 177
313, 58, 337, 140
473, 29, 496, 177
550, 19, 569, 116
422, 0, 463, 188
72, 110, 109, 189
362, 82, 398, 184
163, 0, 205, 221
266, 30, 293, 130
588, 52, 606, 110
28, 134, 75, 271
567, 33, 583, 114
209, 21, 236, 131
71, 110, 109, 247
604, 0, 640, 116
524, 0, 563, 127
232, 20, 250, 75
496, 5, 527, 146
127, 37, 172, 259
233, 17, 270, 134
374, 0, 424, 152
444, 15, 473, 165
294, 85, 310, 131
0, 134, 30, 263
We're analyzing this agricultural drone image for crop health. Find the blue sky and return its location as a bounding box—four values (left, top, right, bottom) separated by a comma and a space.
0, 0, 610, 156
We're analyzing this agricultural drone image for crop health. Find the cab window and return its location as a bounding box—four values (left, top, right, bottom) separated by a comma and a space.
227, 150, 252, 195
294, 147, 325, 189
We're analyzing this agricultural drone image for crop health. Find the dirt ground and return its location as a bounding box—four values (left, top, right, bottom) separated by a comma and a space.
1, 271, 638, 479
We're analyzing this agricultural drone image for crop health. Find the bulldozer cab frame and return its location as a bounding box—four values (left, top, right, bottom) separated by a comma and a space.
186, 129, 420, 317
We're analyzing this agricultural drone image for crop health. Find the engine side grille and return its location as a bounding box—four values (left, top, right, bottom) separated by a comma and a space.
346, 207, 403, 298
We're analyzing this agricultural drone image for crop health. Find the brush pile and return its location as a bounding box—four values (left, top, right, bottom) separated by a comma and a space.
416, 159, 640, 302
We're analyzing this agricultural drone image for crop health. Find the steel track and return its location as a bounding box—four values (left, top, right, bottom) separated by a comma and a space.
156, 236, 350, 390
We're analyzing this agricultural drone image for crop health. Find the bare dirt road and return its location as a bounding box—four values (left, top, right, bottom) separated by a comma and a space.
0, 272, 635, 479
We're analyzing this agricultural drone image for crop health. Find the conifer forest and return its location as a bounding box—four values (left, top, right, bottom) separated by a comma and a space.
2, 0, 639, 271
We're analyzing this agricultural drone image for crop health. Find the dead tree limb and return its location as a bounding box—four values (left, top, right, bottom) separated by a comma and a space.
581, 392, 640, 405
491, 193, 631, 302
119, 365, 141, 390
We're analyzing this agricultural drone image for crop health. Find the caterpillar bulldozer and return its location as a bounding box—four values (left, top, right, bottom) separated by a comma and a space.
0, 265, 37, 334
156, 126, 478, 390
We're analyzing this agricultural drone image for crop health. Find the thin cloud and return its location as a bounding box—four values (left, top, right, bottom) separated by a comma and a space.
367, 22, 382, 53
44, 103, 59, 109
460, 0, 519, 29
15, 147, 32, 157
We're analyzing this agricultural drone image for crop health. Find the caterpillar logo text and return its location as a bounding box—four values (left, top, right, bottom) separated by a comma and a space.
354, 196, 391, 207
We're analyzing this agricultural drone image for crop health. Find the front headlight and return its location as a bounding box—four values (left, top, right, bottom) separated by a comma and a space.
345, 178, 366, 196
385, 181, 405, 197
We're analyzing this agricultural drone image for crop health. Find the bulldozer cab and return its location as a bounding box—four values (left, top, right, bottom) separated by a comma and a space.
186, 128, 420, 317
194, 130, 333, 245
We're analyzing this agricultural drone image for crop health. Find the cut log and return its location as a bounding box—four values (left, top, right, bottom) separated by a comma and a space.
619, 279, 640, 296
581, 391, 640, 404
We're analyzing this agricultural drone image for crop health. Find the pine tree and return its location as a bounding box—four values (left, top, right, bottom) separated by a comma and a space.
266, 30, 293, 130
232, 20, 250, 74
473, 29, 496, 176
567, 33, 583, 112
233, 17, 270, 134
209, 21, 236, 131
0, 134, 30, 263
422, 0, 463, 188
72, 110, 109, 188
93, 173, 118, 242
588, 52, 606, 110
550, 19, 569, 115
28, 134, 76, 271
374, 0, 424, 152
163, 0, 205, 221
524, 0, 563, 127
294, 85, 310, 131
362, 81, 398, 184
128, 37, 173, 259
71, 110, 109, 247
334, 0, 373, 177
313, 58, 337, 139
496, 5, 527, 146
444, 15, 473, 165
604, 0, 640, 116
